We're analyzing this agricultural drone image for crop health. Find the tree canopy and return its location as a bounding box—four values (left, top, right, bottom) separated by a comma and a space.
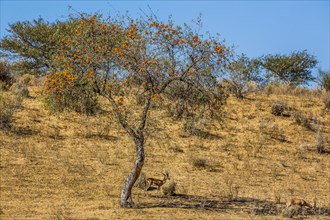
0, 18, 61, 74
259, 50, 318, 86
43, 13, 232, 207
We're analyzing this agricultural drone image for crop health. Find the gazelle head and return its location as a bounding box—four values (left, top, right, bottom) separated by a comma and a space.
162, 172, 170, 180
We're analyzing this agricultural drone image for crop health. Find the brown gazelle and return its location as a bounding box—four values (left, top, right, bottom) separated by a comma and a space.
145, 172, 170, 193
286, 198, 316, 210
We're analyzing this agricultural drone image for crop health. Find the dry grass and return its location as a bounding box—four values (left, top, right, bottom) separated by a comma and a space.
0, 84, 329, 219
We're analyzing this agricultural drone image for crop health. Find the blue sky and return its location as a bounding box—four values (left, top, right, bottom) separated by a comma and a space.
1, 0, 329, 75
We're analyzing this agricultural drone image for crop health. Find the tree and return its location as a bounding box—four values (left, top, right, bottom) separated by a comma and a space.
224, 54, 261, 99
0, 18, 59, 74
44, 13, 231, 207
260, 50, 318, 86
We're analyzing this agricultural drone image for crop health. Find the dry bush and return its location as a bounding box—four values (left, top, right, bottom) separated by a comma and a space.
162, 181, 176, 196
0, 60, 14, 90
264, 83, 317, 98
324, 76, 330, 91
164, 80, 227, 120
15, 74, 40, 87
10, 82, 29, 97
323, 92, 330, 109
222, 79, 259, 99
192, 158, 207, 169
44, 72, 101, 115
182, 118, 199, 136
293, 111, 314, 131
0, 93, 22, 131
271, 101, 287, 116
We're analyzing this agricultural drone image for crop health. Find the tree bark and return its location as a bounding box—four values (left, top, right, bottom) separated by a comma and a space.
120, 137, 145, 208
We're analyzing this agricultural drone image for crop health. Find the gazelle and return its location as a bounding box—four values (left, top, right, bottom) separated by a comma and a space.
286, 198, 316, 210
145, 172, 170, 192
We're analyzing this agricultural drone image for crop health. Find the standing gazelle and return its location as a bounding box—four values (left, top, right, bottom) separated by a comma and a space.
145, 172, 170, 193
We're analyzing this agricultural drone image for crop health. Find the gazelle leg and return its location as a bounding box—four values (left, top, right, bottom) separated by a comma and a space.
145, 184, 150, 197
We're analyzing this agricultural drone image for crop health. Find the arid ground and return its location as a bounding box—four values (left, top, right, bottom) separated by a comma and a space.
1, 82, 329, 219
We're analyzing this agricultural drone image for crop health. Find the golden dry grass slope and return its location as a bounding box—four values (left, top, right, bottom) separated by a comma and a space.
1, 84, 330, 220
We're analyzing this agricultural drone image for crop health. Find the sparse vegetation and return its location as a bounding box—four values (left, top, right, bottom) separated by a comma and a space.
323, 91, 330, 109
0, 92, 22, 131
271, 101, 286, 116
192, 158, 207, 169
1, 10, 329, 220
317, 69, 330, 91
10, 82, 29, 97
224, 54, 261, 99
0, 60, 13, 90
293, 111, 314, 131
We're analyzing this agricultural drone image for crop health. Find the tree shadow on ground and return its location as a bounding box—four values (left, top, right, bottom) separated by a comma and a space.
12, 126, 40, 136
138, 194, 330, 218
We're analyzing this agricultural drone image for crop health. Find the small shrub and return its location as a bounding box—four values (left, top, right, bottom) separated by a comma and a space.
162, 181, 176, 196
183, 118, 199, 135
293, 111, 313, 131
323, 92, 330, 109
10, 82, 29, 97
0, 93, 22, 131
318, 69, 330, 91
44, 72, 100, 115
0, 60, 13, 90
271, 101, 286, 116
324, 75, 330, 91
192, 158, 207, 169
164, 80, 227, 120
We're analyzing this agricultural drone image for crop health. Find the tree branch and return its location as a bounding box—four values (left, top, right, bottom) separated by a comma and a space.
102, 93, 137, 139
137, 90, 152, 135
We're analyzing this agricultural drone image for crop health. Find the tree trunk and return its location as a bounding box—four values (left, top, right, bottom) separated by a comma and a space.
120, 137, 145, 208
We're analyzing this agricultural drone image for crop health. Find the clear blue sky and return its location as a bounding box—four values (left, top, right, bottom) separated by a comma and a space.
1, 0, 329, 74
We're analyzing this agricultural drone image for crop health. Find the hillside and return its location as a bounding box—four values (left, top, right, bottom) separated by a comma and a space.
1, 83, 329, 219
